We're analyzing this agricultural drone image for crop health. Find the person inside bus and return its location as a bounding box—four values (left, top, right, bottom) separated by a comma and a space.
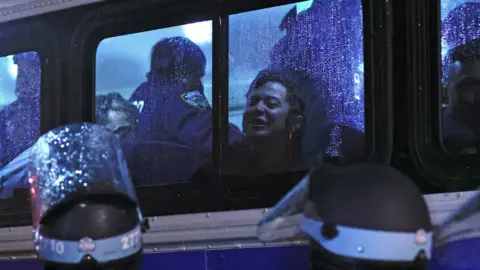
0, 93, 138, 199
95, 92, 139, 149
0, 52, 41, 169
232, 67, 315, 174
443, 39, 480, 155
128, 36, 242, 185
195, 67, 330, 182
129, 36, 242, 149
442, 2, 480, 155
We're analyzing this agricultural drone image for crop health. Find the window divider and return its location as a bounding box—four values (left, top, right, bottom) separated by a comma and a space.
212, 14, 230, 185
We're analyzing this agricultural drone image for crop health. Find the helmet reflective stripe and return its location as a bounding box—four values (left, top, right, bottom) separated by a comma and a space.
301, 216, 432, 262
36, 225, 142, 264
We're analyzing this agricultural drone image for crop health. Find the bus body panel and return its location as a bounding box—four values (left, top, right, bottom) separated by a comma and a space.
0, 246, 310, 270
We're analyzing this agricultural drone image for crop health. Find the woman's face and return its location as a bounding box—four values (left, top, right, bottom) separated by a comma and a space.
243, 81, 291, 139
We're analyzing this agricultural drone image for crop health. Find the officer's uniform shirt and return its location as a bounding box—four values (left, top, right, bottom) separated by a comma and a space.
130, 79, 242, 149
128, 79, 242, 185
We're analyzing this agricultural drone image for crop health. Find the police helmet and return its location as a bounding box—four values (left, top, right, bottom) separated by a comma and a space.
28, 123, 148, 270
429, 190, 480, 270
257, 162, 433, 270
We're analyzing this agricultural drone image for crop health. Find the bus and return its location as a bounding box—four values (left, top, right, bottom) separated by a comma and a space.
0, 0, 476, 269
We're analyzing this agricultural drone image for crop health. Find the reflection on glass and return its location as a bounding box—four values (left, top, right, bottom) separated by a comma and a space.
96, 22, 222, 186
225, 0, 365, 177
441, 1, 480, 155
0, 52, 41, 199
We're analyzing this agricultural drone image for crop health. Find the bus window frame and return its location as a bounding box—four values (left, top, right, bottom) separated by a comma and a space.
70, 0, 393, 217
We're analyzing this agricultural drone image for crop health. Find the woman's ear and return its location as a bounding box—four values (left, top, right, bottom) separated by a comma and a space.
289, 111, 304, 132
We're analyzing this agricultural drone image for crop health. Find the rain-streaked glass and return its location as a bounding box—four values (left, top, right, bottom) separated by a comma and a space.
96, 23, 212, 104
96, 22, 214, 186
28, 123, 138, 227
227, 0, 365, 176
441, 0, 480, 156
229, 0, 364, 152
95, 0, 365, 186
429, 190, 480, 269
0, 51, 41, 198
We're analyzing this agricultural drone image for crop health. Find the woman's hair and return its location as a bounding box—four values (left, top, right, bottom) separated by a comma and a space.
147, 36, 206, 85
246, 67, 308, 118
95, 92, 139, 127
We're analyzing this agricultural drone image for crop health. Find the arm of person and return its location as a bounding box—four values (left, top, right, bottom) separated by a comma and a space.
0, 146, 31, 199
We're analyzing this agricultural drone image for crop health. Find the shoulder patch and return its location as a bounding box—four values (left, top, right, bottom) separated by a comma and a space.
180, 91, 209, 110
131, 100, 145, 113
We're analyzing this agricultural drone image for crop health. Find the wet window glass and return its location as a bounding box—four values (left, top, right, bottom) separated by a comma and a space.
0, 51, 41, 199
225, 0, 365, 177
95, 22, 213, 186
441, 0, 480, 155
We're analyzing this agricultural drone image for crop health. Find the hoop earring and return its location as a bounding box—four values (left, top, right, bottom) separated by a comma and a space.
289, 131, 293, 159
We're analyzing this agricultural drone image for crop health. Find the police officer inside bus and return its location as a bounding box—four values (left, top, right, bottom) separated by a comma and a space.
129, 36, 242, 149
128, 36, 242, 185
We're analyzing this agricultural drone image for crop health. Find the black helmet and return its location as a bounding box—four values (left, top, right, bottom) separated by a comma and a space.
28, 123, 148, 270
429, 190, 480, 270
257, 162, 433, 269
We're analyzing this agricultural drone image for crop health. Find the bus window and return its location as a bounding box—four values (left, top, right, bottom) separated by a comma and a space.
225, 0, 365, 177
441, 0, 480, 156
95, 22, 217, 186
0, 51, 41, 199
